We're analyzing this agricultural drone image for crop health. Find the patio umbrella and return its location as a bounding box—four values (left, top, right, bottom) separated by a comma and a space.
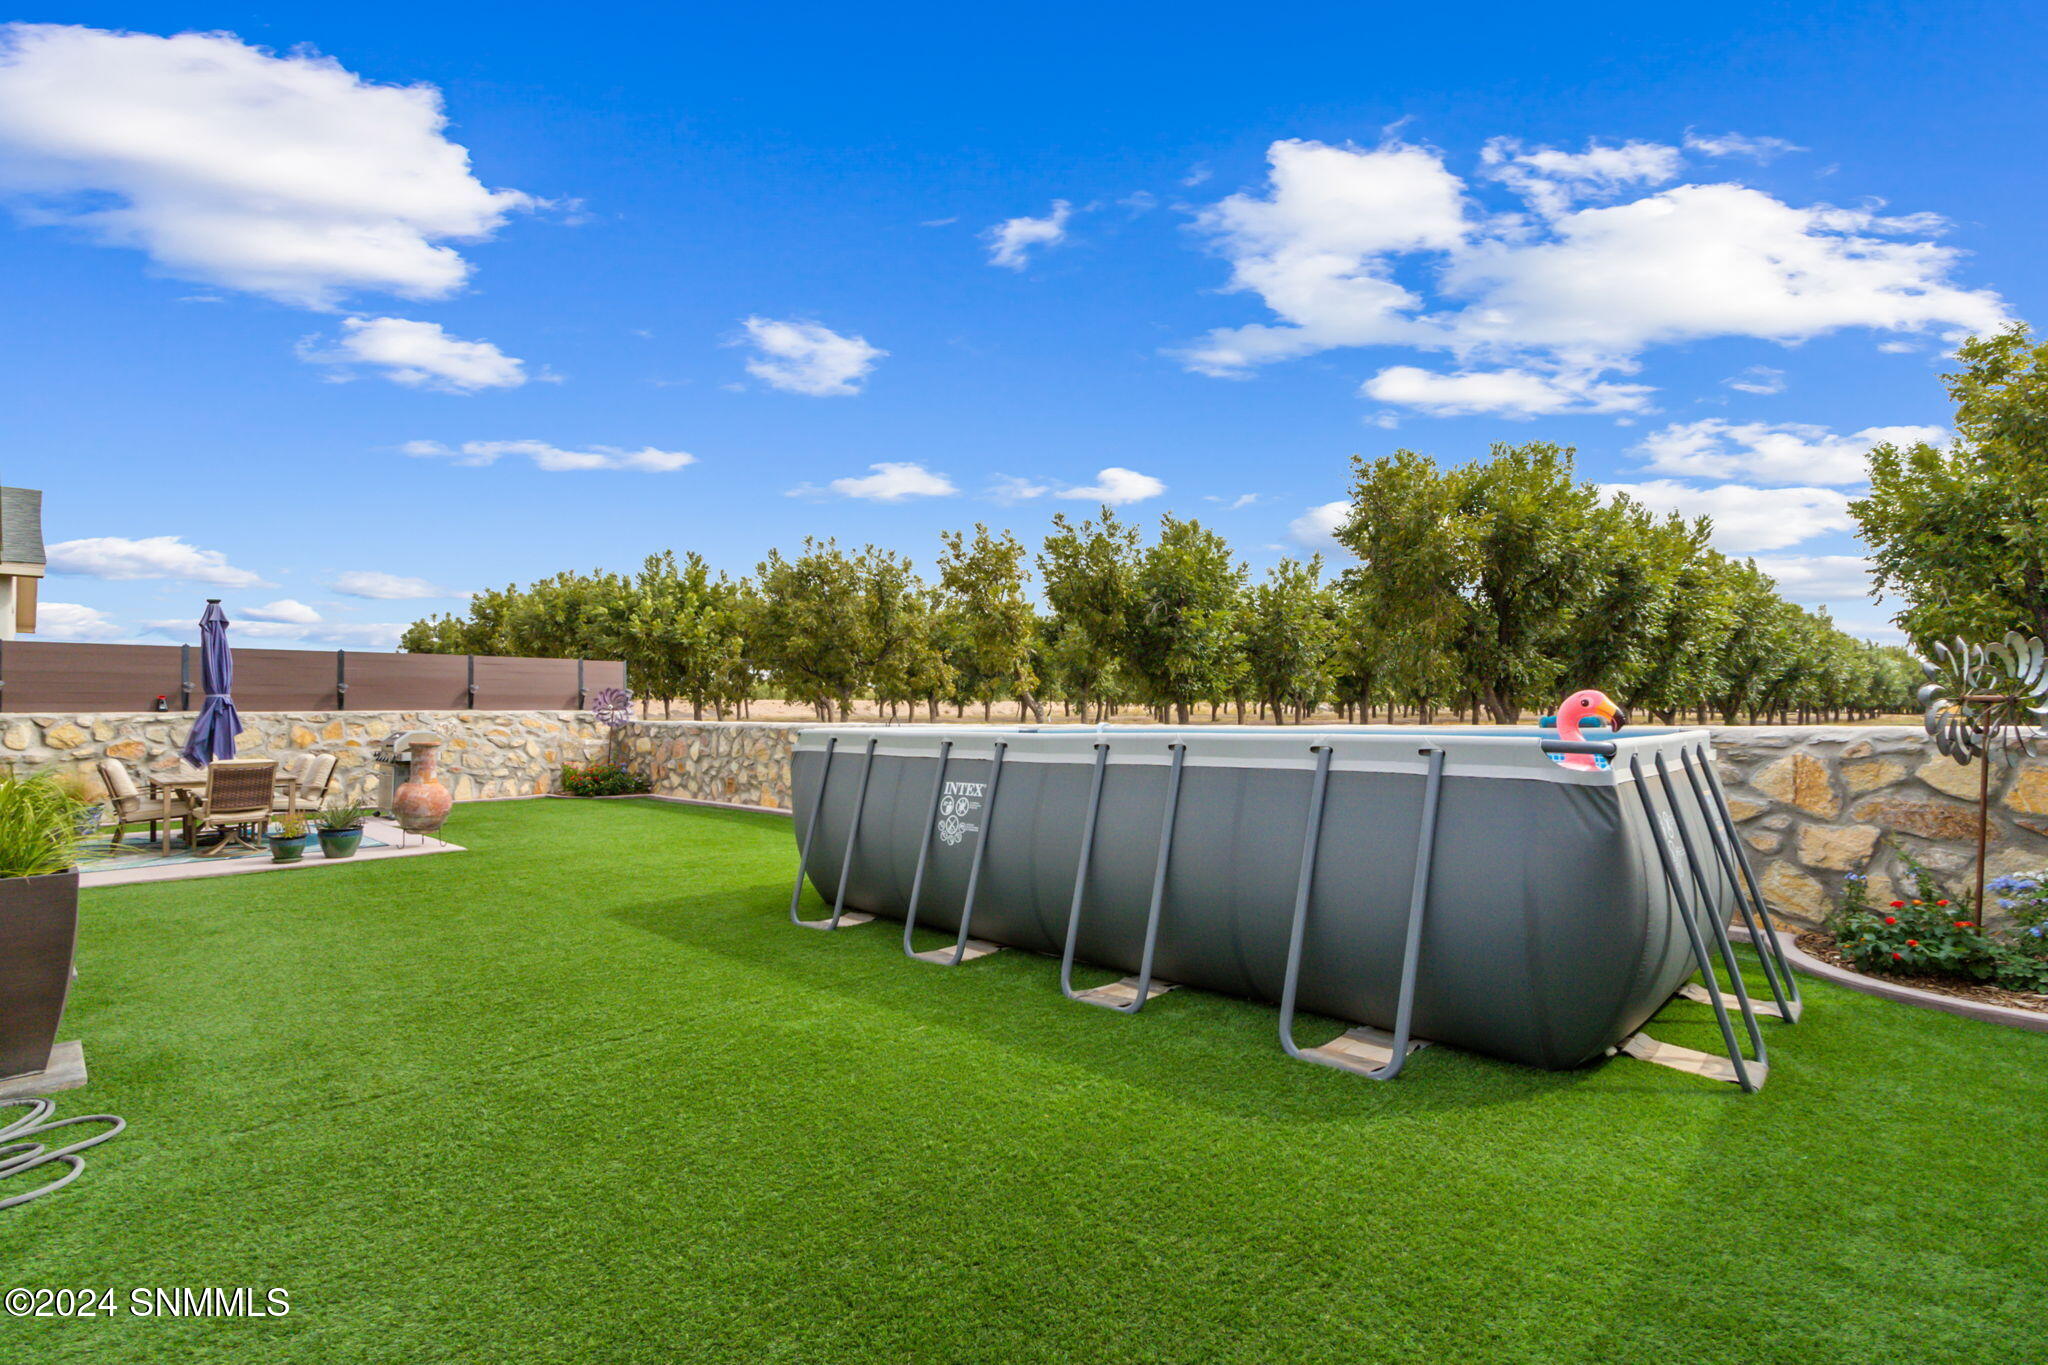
179, 599, 243, 767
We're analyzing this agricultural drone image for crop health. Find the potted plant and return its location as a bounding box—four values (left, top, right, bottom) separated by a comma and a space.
0, 771, 84, 1081
316, 802, 370, 859
268, 811, 312, 863
51, 769, 105, 839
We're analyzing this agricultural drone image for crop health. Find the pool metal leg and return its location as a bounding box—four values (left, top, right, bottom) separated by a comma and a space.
1655, 753, 1768, 1065
796, 737, 879, 930
899, 739, 954, 957
1058, 743, 1173, 1006
1623, 755, 1764, 1091
1692, 742, 1804, 1018
909, 741, 1007, 965
788, 736, 841, 926
1678, 747, 1799, 1022
1281, 745, 1443, 1080
1068, 742, 1187, 1012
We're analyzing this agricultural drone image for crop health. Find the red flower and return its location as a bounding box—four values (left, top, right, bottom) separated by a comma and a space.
1907, 939, 1919, 947
1890, 901, 1905, 908
1936, 899, 1949, 907
1913, 899, 1924, 906
1885, 916, 1897, 925
1893, 952, 1903, 960
1954, 920, 1969, 928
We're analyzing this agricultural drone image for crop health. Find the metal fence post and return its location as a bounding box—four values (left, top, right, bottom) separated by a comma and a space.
179, 643, 192, 711
336, 650, 348, 711
466, 655, 477, 709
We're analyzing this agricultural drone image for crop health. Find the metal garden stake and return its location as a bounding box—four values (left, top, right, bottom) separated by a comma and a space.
1918, 633, 2048, 921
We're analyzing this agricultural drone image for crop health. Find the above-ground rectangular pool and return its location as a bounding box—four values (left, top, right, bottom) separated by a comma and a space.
788, 725, 1797, 1087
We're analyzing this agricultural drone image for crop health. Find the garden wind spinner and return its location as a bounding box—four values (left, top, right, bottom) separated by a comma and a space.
1918, 633, 2048, 916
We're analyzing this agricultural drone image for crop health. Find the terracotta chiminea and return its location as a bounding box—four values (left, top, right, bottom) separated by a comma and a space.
391, 735, 453, 835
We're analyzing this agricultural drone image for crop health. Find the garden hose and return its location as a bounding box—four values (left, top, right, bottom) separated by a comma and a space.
0, 1098, 124, 1210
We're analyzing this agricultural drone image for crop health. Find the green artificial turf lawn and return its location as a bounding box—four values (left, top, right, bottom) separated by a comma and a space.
4, 797, 2045, 1363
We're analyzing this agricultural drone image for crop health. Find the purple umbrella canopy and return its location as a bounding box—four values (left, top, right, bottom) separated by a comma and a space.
180, 599, 243, 767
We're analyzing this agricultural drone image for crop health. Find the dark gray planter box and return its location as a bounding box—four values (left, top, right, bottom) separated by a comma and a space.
0, 869, 78, 1081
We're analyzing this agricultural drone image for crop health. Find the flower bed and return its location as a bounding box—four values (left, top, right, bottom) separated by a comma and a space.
1819, 852, 2048, 1007
559, 762, 652, 798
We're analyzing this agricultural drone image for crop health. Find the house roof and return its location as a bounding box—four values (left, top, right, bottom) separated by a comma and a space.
0, 487, 45, 567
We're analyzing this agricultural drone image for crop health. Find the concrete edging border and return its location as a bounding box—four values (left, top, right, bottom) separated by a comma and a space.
1733, 924, 2048, 1033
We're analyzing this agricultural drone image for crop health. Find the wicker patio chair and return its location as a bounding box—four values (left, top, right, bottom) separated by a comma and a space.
95, 758, 189, 854
184, 759, 277, 857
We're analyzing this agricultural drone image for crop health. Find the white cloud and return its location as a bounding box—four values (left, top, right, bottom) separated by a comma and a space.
1440, 183, 2004, 359
1362, 364, 1653, 417
301, 316, 526, 392
1683, 130, 1804, 162
803, 461, 958, 502
1178, 139, 1466, 376
403, 439, 693, 472
0, 24, 530, 308
36, 601, 123, 641
987, 475, 1051, 504
1289, 501, 1350, 551
1878, 339, 1919, 354
986, 467, 1166, 506
1178, 138, 2008, 403
47, 534, 266, 586
1481, 137, 1681, 217
197, 618, 408, 648
1632, 418, 1945, 486
1746, 553, 1878, 605
1599, 480, 1853, 552
1205, 493, 1261, 510
1724, 365, 1786, 395
331, 570, 461, 599
984, 199, 1073, 270
149, 615, 407, 648
1056, 467, 1166, 504
242, 598, 322, 625
736, 316, 885, 396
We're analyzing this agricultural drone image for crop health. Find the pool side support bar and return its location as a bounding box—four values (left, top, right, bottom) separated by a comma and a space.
1279, 744, 1444, 1080
909, 740, 1007, 966
1058, 742, 1175, 1008
1624, 754, 1764, 1091
1066, 742, 1188, 1012
796, 736, 879, 931
899, 739, 954, 957
788, 735, 841, 926
1678, 746, 1800, 1022
1692, 742, 1804, 1018
1654, 753, 1769, 1067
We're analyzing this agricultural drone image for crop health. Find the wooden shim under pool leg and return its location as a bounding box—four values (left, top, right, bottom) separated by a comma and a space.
1678, 982, 1793, 1022
795, 910, 875, 931
1620, 1032, 1769, 1087
909, 938, 1003, 964
1073, 976, 1179, 1009
1301, 1026, 1428, 1077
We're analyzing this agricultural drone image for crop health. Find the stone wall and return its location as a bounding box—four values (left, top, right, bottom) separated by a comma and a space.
619, 720, 802, 811
615, 720, 2048, 926
3, 709, 604, 807
1713, 726, 2048, 927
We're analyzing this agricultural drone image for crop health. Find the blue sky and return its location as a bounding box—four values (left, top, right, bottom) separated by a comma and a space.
4, 2, 2041, 649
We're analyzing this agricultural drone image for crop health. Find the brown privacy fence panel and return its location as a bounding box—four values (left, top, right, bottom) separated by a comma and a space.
0, 639, 625, 714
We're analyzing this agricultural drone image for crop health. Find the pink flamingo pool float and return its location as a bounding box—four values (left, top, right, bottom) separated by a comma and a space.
1550, 689, 1627, 770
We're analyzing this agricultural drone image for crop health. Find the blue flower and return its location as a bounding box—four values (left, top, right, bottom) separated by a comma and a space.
1999, 899, 2017, 910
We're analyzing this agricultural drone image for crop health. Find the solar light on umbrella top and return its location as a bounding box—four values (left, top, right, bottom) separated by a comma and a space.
1918, 634, 2048, 923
